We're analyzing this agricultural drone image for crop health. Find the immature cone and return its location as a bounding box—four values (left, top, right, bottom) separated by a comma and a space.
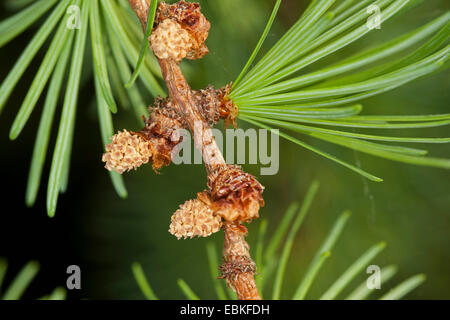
150, 19, 192, 61
144, 98, 185, 170
151, 1, 210, 61
169, 198, 222, 239
203, 165, 264, 223
145, 97, 185, 138
193, 83, 238, 127
193, 85, 222, 126
102, 130, 152, 174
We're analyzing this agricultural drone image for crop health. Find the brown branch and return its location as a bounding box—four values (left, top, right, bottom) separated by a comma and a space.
128, 0, 151, 26
220, 222, 260, 300
127, 0, 262, 300
158, 58, 225, 173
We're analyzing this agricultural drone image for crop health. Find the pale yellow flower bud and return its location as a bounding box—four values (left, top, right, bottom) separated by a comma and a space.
102, 130, 152, 174
169, 198, 222, 240
150, 19, 192, 61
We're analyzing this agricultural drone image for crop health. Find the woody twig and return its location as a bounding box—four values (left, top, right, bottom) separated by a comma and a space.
105, 0, 263, 300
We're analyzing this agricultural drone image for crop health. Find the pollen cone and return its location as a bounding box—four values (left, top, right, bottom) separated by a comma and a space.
169, 198, 222, 239
102, 130, 152, 174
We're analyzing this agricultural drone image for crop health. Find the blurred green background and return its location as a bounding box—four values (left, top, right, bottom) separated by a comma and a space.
0, 0, 449, 299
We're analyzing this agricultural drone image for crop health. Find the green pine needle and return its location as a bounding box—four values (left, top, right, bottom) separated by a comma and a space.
131, 262, 158, 300
125, 0, 158, 87
2, 261, 40, 300
272, 181, 319, 300
3, 0, 38, 11
106, 49, 132, 111
131, 182, 424, 300
293, 210, 351, 299
232, 0, 338, 96
264, 202, 299, 264
90, 0, 118, 113
0, 0, 58, 48
379, 274, 426, 300
312, 133, 450, 169
224, 0, 450, 180
46, 287, 67, 300
240, 104, 363, 120
248, 115, 450, 144
238, 14, 449, 98
234, 49, 447, 105
233, 0, 282, 88
104, 19, 148, 120
177, 279, 200, 300
0, 0, 448, 218
94, 65, 128, 199
240, 116, 384, 182
117, 0, 163, 77
0, 0, 70, 116
9, 9, 72, 140
320, 242, 387, 300
206, 243, 228, 300
346, 265, 398, 300
255, 218, 268, 292
47, 0, 89, 217
25, 31, 75, 207
101, 0, 165, 97
130, 181, 427, 300
1, 0, 168, 214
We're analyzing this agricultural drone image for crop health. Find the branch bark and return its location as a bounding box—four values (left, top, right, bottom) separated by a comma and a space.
157, 59, 225, 173
127, 0, 261, 300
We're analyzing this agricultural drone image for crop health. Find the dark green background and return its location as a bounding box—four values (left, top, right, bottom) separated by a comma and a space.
0, 0, 449, 299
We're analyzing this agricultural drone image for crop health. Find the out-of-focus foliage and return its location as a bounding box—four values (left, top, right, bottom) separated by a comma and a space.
0, 258, 66, 300
0, 0, 448, 300
133, 182, 426, 300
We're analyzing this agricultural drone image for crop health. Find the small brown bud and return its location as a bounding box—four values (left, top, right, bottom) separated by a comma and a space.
102, 97, 187, 174
193, 86, 221, 125
145, 98, 185, 138
169, 198, 222, 239
190, 84, 239, 127
102, 130, 152, 174
219, 255, 257, 282
204, 165, 264, 223
191, 83, 238, 128
144, 98, 185, 171
218, 84, 238, 128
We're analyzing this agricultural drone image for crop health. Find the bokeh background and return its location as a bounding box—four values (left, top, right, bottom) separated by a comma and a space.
0, 0, 449, 299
